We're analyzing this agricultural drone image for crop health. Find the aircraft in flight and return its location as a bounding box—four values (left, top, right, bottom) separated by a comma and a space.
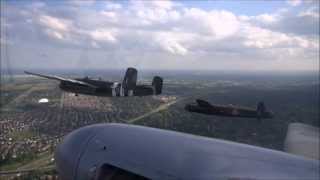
25, 67, 163, 97
55, 123, 319, 180
185, 99, 274, 119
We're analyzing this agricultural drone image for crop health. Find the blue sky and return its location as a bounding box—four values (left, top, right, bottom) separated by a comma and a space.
1, 0, 319, 71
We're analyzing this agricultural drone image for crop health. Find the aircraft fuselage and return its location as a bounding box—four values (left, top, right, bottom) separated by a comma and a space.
185, 103, 274, 119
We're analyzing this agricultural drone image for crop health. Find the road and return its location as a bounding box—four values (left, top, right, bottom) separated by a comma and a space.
128, 97, 185, 124
2, 85, 38, 111
0, 153, 54, 178
16, 153, 53, 171
0, 165, 54, 176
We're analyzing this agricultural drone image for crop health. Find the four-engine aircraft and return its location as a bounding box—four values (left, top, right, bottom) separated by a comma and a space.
25, 67, 163, 97
55, 123, 319, 180
185, 99, 274, 119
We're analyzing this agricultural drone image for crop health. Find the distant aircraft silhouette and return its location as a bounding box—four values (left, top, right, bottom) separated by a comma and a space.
185, 99, 274, 119
25, 67, 163, 97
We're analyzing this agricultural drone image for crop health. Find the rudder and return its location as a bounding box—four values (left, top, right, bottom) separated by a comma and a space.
122, 67, 137, 96
152, 76, 163, 95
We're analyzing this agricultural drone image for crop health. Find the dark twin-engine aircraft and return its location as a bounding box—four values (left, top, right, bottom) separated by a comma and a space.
25, 68, 163, 97
185, 99, 274, 119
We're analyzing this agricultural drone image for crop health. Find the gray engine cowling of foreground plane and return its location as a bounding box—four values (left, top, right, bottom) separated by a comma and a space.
55, 124, 106, 180
56, 123, 320, 180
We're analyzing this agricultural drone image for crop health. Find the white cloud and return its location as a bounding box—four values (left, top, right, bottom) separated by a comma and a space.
3, 0, 319, 71
30, 1, 46, 9
182, 8, 240, 39
299, 6, 319, 18
89, 29, 117, 43
45, 29, 64, 40
105, 2, 122, 10
39, 15, 71, 32
150, 0, 175, 10
157, 38, 188, 55
286, 0, 302, 6
255, 14, 277, 24
242, 25, 316, 49
100, 11, 118, 22
242, 7, 318, 36
130, 0, 177, 11
135, 8, 181, 24
153, 32, 190, 55
68, 0, 95, 7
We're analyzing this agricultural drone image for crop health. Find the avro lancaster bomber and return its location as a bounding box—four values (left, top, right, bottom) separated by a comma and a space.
185, 99, 274, 119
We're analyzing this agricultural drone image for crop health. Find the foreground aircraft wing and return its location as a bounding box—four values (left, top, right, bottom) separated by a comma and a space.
24, 71, 97, 88
55, 123, 319, 180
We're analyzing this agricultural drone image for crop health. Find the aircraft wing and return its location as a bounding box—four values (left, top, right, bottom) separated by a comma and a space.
24, 71, 97, 88
55, 123, 319, 180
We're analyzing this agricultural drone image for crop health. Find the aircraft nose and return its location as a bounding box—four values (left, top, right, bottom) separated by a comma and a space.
55, 125, 103, 180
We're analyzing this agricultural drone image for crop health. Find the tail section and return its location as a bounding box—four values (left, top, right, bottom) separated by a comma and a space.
122, 67, 137, 96
152, 76, 163, 95
256, 101, 266, 120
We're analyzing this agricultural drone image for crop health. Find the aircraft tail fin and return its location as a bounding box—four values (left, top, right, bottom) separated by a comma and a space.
196, 99, 213, 108
122, 67, 137, 96
256, 101, 266, 120
152, 76, 163, 95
